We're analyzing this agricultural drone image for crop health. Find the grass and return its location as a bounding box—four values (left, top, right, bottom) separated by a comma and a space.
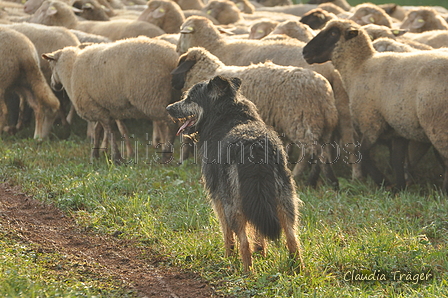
0, 123, 447, 297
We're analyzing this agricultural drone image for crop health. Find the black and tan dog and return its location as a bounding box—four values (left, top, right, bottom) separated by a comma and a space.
166, 76, 303, 272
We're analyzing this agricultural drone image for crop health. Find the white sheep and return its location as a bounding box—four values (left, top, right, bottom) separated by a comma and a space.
29, 0, 165, 41
400, 7, 448, 33
172, 47, 339, 187
349, 3, 394, 28
265, 20, 315, 42
0, 26, 60, 140
42, 37, 179, 163
303, 19, 448, 192
177, 16, 363, 180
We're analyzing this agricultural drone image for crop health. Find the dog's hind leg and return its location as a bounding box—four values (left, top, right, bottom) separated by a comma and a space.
236, 224, 252, 272
279, 206, 304, 270
212, 200, 235, 257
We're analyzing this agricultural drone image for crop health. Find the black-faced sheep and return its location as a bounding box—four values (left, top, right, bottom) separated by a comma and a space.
42, 37, 179, 163
300, 8, 337, 30
29, 0, 165, 41
172, 47, 339, 187
303, 19, 448, 192
0, 26, 60, 140
137, 0, 185, 34
177, 16, 362, 180
400, 7, 448, 33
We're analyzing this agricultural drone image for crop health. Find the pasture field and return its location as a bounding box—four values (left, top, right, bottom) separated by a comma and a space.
0, 122, 447, 297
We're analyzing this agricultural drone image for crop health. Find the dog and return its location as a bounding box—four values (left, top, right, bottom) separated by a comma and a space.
166, 76, 303, 272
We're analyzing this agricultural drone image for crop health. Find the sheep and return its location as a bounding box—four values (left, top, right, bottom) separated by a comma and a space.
230, 0, 254, 14
24, 0, 71, 14
177, 16, 363, 181
378, 3, 406, 21
137, 0, 185, 34
372, 37, 417, 53
255, 0, 292, 7
172, 46, 339, 187
172, 0, 204, 10
202, 0, 241, 25
42, 37, 179, 163
349, 3, 394, 28
29, 0, 165, 41
307, 0, 351, 12
248, 19, 278, 39
403, 30, 448, 49
300, 8, 337, 30
0, 26, 60, 140
362, 24, 433, 51
255, 4, 318, 17
400, 7, 448, 33
317, 3, 344, 15
69, 28, 112, 43
303, 19, 448, 192
266, 19, 315, 42
72, 0, 111, 21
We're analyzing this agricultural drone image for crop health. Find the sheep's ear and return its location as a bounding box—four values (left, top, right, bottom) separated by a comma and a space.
42, 53, 56, 61
180, 26, 194, 34
47, 5, 58, 15
171, 59, 196, 75
230, 77, 242, 91
345, 29, 358, 40
392, 29, 407, 37
71, 6, 83, 13
217, 26, 234, 35
81, 3, 93, 10
361, 14, 375, 24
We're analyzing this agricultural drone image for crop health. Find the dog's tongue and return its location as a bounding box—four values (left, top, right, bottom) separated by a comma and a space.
176, 118, 195, 136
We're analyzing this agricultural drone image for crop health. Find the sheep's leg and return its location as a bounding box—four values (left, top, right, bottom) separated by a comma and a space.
15, 93, 26, 132
0, 89, 7, 134
360, 140, 390, 187
152, 120, 162, 147
306, 162, 320, 187
158, 121, 175, 164
91, 121, 103, 160
404, 141, 431, 184
390, 137, 408, 191
319, 142, 339, 189
116, 120, 134, 158
66, 104, 76, 125
102, 120, 122, 164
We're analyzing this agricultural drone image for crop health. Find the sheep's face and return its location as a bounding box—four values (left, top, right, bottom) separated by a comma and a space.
42, 51, 64, 92
400, 10, 433, 33
303, 21, 358, 64
300, 9, 331, 30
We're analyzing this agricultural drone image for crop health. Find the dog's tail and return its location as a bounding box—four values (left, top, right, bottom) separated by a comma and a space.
238, 162, 281, 241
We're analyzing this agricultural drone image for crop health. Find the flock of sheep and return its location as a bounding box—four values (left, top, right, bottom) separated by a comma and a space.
0, 0, 447, 192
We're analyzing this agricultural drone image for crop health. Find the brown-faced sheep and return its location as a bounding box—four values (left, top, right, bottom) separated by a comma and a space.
349, 3, 394, 28
177, 16, 362, 180
300, 8, 337, 30
29, 0, 165, 41
0, 26, 60, 140
137, 0, 185, 34
256, 3, 317, 17
303, 19, 448, 192
266, 20, 315, 42
72, 0, 112, 20
42, 37, 179, 163
230, 0, 254, 14
400, 7, 448, 33
378, 3, 406, 21
248, 19, 278, 39
172, 47, 339, 187
362, 24, 433, 51
173, 0, 204, 10
202, 0, 241, 25
307, 0, 351, 12
255, 0, 292, 7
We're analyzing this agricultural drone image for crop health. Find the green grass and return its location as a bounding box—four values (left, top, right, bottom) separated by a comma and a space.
0, 127, 447, 297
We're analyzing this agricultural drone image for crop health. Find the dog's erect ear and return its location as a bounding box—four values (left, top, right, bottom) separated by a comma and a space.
230, 77, 242, 91
207, 76, 233, 100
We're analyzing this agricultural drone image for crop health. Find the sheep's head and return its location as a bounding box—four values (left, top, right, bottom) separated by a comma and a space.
349, 4, 392, 27
300, 8, 334, 30
42, 50, 64, 92
177, 16, 218, 54
249, 20, 278, 39
303, 20, 360, 64
400, 8, 447, 33
202, 0, 241, 25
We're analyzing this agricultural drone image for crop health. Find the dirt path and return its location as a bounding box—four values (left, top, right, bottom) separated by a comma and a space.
0, 183, 218, 298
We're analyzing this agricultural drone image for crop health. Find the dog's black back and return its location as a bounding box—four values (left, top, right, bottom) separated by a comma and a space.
167, 76, 297, 241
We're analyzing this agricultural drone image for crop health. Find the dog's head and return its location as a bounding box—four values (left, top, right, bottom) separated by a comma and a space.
166, 75, 242, 136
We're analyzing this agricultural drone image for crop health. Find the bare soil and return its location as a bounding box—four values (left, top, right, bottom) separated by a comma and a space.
0, 182, 219, 298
